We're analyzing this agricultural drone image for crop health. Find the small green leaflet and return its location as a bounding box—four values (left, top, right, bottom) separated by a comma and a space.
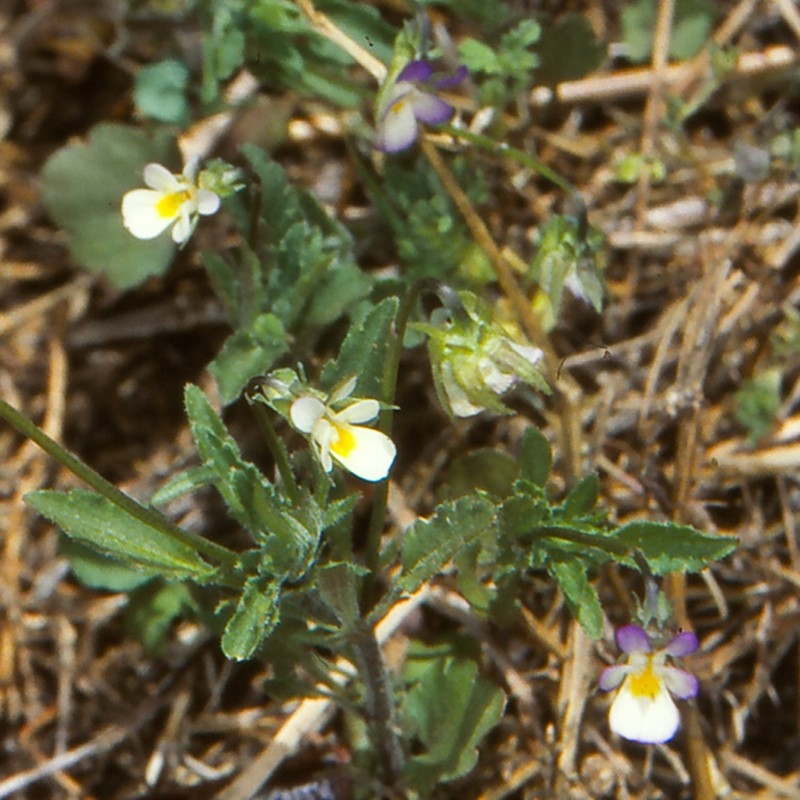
221, 577, 281, 661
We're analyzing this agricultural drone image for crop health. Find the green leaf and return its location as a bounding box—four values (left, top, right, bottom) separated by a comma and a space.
61, 538, 156, 592
316, 561, 367, 628
127, 581, 195, 655
622, 0, 715, 63
562, 474, 600, 518
41, 124, 177, 288
443, 449, 518, 500
519, 426, 552, 487
548, 559, 603, 639
735, 368, 781, 444
400, 496, 496, 594
403, 656, 505, 793
614, 521, 737, 574
27, 489, 213, 581
458, 38, 501, 74
209, 313, 289, 405
221, 577, 281, 661
133, 59, 190, 125
322, 297, 399, 398
184, 383, 275, 537
536, 14, 604, 85
151, 465, 217, 505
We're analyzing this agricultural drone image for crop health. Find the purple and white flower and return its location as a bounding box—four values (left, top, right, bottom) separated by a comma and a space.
375, 60, 466, 153
121, 159, 220, 245
289, 377, 396, 482
599, 624, 699, 744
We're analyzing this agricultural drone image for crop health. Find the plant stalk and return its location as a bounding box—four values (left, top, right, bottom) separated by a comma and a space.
362, 279, 436, 606
351, 619, 406, 791
0, 398, 240, 569
246, 396, 301, 505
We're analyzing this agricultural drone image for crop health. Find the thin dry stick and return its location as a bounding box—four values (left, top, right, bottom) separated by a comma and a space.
555, 623, 593, 782
0, 693, 168, 799
419, 139, 584, 480
670, 250, 732, 800
724, 751, 800, 800
531, 43, 793, 107
296, 0, 385, 82
669, 0, 759, 98
771, 0, 800, 41
635, 0, 675, 224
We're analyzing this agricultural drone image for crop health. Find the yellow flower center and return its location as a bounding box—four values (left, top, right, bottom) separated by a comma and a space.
390, 97, 409, 116
330, 422, 357, 458
156, 189, 191, 219
628, 657, 661, 701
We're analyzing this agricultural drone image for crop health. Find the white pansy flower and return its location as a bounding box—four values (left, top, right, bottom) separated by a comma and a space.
121, 158, 220, 245
289, 377, 396, 482
599, 624, 699, 744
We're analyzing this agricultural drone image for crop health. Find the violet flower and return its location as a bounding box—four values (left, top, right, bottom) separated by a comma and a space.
599, 624, 699, 744
375, 60, 466, 153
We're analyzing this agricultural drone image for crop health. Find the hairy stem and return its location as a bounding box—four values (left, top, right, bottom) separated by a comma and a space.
363, 279, 433, 606
351, 620, 406, 790
246, 396, 301, 505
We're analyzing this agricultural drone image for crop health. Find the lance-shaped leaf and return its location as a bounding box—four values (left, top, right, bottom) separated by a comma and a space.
184, 383, 276, 538
519, 425, 552, 487
321, 297, 399, 399
317, 561, 368, 628
400, 495, 496, 594
221, 577, 281, 661
614, 521, 737, 574
27, 489, 213, 581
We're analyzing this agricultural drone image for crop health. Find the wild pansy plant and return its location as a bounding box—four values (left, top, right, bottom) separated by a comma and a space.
14, 3, 741, 796
121, 158, 222, 245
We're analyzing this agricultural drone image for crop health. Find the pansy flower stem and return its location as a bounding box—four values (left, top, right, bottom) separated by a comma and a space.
362, 279, 433, 608
246, 393, 301, 505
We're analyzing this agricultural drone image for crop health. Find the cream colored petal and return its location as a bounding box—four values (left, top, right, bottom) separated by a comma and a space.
143, 163, 181, 192
290, 397, 326, 434
171, 209, 194, 244
608, 679, 680, 744
121, 189, 176, 239
312, 418, 334, 472
197, 189, 221, 216
336, 399, 379, 425
330, 425, 395, 481
375, 94, 419, 153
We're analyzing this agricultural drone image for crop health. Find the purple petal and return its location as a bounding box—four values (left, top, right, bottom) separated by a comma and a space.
598, 665, 629, 692
664, 631, 698, 658
662, 666, 699, 699
435, 65, 468, 89
615, 624, 652, 655
411, 91, 453, 125
397, 59, 433, 83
